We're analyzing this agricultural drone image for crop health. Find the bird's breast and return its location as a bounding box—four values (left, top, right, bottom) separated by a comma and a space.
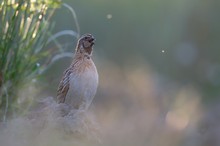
66, 60, 98, 108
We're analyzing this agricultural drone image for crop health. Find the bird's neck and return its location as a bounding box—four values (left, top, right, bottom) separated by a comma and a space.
74, 51, 92, 60
70, 52, 93, 68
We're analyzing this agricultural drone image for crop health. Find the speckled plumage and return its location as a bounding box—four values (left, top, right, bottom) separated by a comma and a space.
57, 34, 98, 110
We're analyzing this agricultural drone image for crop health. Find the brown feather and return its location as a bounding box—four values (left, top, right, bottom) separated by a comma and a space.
57, 68, 71, 103
56, 57, 82, 103
56, 34, 98, 110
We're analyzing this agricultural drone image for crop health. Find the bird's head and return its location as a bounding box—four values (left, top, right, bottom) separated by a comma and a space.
76, 34, 95, 56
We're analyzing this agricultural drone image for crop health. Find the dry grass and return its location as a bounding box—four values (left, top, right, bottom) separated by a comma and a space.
0, 61, 220, 146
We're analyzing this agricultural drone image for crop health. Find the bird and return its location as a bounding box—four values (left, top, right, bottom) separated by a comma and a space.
57, 34, 98, 111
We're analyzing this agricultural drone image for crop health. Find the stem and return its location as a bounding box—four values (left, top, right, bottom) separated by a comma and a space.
3, 85, 8, 122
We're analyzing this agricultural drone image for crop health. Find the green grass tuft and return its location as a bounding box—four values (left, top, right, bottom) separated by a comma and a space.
0, 0, 62, 121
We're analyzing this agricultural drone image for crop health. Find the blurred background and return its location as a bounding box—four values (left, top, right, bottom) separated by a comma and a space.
1, 0, 220, 146
42, 0, 220, 145
48, 0, 220, 101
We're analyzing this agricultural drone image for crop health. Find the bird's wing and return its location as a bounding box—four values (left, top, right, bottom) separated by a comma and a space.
57, 68, 72, 103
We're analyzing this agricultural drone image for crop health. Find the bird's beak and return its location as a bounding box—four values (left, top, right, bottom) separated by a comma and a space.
89, 38, 95, 46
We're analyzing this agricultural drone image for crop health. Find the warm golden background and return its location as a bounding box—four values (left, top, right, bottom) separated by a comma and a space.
1, 0, 220, 146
